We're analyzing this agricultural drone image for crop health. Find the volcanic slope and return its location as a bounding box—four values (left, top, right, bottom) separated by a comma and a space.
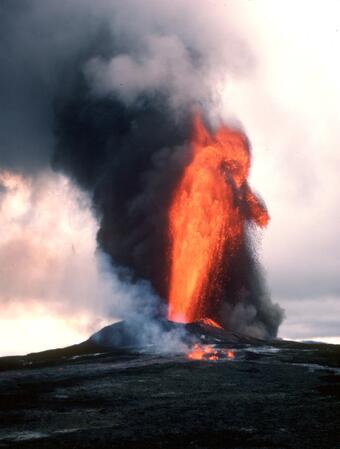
0, 322, 339, 448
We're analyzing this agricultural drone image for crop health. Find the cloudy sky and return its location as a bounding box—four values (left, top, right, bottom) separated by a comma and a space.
229, 1, 340, 342
0, 0, 339, 355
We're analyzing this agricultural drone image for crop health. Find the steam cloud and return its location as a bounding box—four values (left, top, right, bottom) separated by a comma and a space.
0, 0, 283, 346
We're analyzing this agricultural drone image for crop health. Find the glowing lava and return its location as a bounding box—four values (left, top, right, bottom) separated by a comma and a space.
187, 344, 235, 361
199, 318, 223, 329
167, 113, 269, 324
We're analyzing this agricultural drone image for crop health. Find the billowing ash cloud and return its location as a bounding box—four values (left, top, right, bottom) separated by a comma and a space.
54, 88, 192, 302
0, 0, 283, 342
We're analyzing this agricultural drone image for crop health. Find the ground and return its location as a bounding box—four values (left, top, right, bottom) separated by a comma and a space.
0, 338, 339, 448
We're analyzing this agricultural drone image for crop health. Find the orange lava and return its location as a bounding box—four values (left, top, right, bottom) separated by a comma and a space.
187, 344, 235, 361
199, 318, 223, 329
167, 113, 269, 324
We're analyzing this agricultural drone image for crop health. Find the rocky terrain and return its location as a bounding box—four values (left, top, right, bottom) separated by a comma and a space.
0, 323, 339, 449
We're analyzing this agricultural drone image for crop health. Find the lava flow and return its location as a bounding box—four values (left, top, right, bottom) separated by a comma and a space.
167, 113, 269, 325
187, 344, 235, 361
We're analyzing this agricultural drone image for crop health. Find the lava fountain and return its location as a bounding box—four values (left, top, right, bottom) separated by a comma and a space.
167, 113, 269, 325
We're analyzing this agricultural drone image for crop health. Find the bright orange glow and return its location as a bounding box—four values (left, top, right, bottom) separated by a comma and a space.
199, 317, 223, 329
167, 113, 269, 324
187, 344, 235, 361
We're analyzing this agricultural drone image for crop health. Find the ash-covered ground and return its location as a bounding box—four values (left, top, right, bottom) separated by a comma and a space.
0, 324, 339, 449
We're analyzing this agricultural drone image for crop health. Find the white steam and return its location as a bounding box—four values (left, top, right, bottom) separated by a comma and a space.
0, 170, 189, 355
85, 35, 203, 108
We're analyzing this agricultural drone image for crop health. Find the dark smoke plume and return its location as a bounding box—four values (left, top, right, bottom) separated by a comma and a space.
0, 0, 283, 339
54, 87, 192, 303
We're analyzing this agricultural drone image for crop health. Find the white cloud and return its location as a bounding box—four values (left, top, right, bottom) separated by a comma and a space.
0, 170, 114, 354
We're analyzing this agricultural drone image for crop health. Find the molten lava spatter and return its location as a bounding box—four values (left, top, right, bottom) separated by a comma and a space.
187, 344, 235, 361
167, 113, 269, 324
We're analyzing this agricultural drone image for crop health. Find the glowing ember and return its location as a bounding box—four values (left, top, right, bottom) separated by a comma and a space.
187, 344, 235, 361
167, 113, 269, 324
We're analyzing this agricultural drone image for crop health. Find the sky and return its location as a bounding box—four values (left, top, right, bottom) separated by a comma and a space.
0, 0, 339, 355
